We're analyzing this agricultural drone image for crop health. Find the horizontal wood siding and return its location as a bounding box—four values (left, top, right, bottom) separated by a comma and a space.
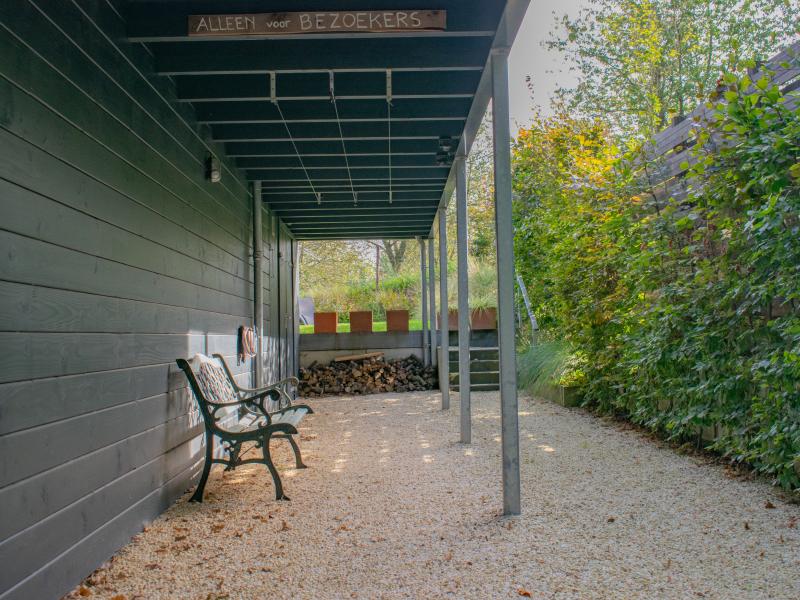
0, 1, 282, 598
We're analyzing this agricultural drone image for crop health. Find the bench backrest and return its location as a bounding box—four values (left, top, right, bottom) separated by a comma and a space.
176, 354, 239, 433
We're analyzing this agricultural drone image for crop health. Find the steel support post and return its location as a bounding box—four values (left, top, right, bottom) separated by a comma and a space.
491, 49, 521, 516
419, 238, 429, 366
438, 210, 450, 410
455, 156, 471, 444
252, 180, 264, 388
427, 236, 436, 368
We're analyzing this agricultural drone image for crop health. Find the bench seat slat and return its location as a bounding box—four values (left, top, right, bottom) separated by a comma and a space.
271, 407, 309, 428
220, 407, 309, 434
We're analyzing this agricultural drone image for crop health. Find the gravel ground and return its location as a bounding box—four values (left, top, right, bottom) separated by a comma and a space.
70, 391, 800, 600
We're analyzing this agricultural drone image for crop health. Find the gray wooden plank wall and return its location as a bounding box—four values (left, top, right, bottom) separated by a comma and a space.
0, 1, 293, 598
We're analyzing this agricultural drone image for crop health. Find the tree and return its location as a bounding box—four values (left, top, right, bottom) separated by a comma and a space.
466, 116, 497, 260
441, 114, 498, 263
381, 239, 409, 273
298, 240, 372, 293
512, 109, 621, 332
546, 0, 799, 137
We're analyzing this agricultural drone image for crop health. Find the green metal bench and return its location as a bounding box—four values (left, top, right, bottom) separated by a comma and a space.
176, 353, 313, 502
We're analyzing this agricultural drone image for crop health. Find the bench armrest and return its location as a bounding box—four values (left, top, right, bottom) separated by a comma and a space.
196, 390, 274, 426
239, 389, 281, 424
234, 376, 299, 395
211, 353, 298, 402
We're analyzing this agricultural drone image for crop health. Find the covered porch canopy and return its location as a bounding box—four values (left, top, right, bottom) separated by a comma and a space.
128, 0, 529, 514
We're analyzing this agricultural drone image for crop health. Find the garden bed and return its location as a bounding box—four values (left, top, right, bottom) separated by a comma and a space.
301, 319, 424, 334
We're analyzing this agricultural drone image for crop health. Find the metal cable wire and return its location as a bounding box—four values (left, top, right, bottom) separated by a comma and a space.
330, 72, 357, 205
271, 74, 319, 203
387, 100, 393, 204
386, 69, 393, 204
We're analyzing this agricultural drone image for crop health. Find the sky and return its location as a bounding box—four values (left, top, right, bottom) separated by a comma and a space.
507, 0, 586, 128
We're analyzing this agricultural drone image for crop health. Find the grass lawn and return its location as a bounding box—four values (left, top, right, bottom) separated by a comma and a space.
300, 319, 423, 334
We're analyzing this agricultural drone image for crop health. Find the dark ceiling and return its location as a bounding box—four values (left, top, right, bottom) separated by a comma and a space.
125, 1, 528, 239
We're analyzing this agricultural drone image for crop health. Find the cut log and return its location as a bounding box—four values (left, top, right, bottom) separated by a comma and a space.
334, 351, 385, 362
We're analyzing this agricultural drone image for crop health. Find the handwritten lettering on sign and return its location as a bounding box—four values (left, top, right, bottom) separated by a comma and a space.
188, 11, 446, 36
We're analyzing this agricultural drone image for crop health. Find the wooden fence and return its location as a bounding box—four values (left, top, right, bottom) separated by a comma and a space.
636, 40, 800, 206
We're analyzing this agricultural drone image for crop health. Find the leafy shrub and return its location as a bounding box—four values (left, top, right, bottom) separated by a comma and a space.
513, 66, 800, 490
446, 257, 498, 310
307, 272, 423, 320
377, 274, 417, 315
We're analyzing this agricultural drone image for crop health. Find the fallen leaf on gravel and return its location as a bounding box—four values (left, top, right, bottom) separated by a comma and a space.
765, 501, 776, 509
144, 564, 160, 570
518, 589, 532, 597
444, 550, 453, 561
174, 535, 187, 542
211, 523, 225, 533
744, 522, 750, 530
86, 572, 107, 587
607, 517, 616, 523
78, 586, 91, 597
111, 595, 126, 600
279, 520, 291, 532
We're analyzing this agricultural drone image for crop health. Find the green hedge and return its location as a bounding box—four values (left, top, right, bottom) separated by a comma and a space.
513, 68, 800, 490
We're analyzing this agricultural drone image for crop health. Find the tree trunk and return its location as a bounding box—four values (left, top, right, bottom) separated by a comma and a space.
382, 239, 408, 273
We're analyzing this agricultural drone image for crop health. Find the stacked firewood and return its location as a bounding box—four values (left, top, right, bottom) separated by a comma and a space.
298, 355, 437, 397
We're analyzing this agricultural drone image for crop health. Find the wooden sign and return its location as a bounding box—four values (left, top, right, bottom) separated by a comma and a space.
188, 10, 446, 37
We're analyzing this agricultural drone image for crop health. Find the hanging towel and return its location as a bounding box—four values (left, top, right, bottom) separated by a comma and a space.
237, 325, 257, 365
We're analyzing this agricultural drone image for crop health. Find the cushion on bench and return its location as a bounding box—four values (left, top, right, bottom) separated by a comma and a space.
189, 353, 238, 405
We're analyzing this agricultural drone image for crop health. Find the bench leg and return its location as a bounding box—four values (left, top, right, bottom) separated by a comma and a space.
262, 433, 289, 501
190, 431, 213, 503
225, 441, 241, 471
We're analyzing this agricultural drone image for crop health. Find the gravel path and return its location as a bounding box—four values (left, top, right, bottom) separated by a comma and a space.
72, 392, 800, 600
